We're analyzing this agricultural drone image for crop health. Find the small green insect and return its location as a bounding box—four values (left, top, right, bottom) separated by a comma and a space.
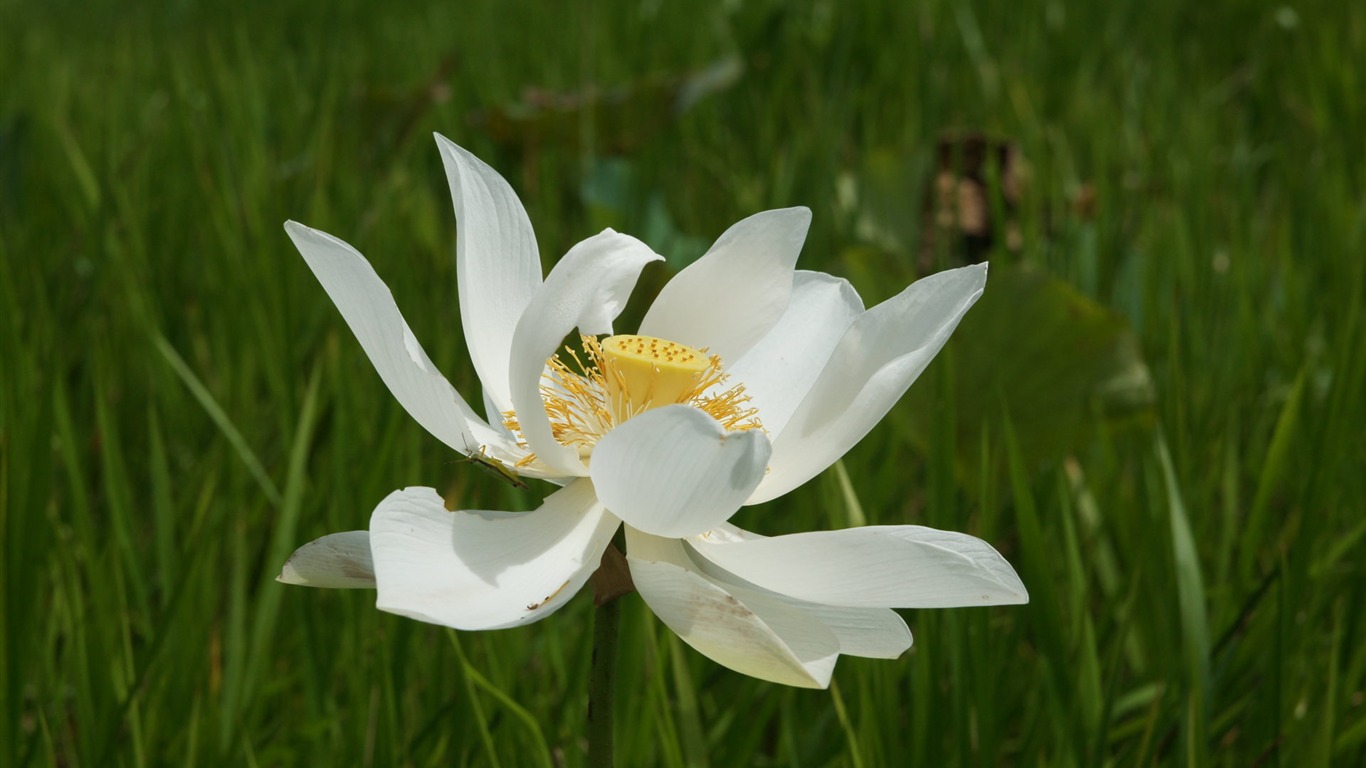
461, 443, 530, 490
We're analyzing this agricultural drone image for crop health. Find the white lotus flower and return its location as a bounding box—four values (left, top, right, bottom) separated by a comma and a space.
278, 134, 1027, 688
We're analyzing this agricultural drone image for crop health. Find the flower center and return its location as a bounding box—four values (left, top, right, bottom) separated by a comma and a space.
600, 334, 709, 410
503, 333, 762, 466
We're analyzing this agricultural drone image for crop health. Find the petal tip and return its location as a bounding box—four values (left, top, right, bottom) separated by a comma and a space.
765, 205, 812, 234
433, 132, 462, 156
984, 573, 1029, 605
283, 220, 334, 250
974, 260, 990, 286
276, 563, 301, 586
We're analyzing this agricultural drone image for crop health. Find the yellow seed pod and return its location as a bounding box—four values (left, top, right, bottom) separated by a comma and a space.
600, 334, 708, 410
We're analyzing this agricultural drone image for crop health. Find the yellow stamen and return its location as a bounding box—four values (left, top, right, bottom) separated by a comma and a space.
600, 334, 709, 412
502, 333, 762, 467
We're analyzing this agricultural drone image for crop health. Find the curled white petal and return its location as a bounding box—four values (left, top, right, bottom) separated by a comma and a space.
285, 221, 504, 453
800, 603, 912, 659
370, 480, 619, 630
639, 207, 811, 364
750, 263, 988, 504
591, 405, 770, 539
690, 523, 1028, 608
626, 529, 838, 688
508, 230, 662, 476
437, 134, 543, 416
686, 524, 913, 659
726, 270, 864, 438
277, 531, 375, 589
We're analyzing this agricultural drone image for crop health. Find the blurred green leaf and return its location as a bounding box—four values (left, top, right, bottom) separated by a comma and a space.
901, 264, 1156, 485
581, 157, 708, 268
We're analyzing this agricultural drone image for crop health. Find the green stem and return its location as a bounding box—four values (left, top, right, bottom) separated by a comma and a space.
587, 596, 622, 768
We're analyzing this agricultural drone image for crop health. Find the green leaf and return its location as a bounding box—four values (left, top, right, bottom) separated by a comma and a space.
901, 264, 1156, 487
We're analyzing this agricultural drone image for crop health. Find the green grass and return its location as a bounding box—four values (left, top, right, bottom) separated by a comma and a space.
3, 0, 1363, 764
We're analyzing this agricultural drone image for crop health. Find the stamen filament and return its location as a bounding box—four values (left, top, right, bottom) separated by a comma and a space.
502, 334, 763, 468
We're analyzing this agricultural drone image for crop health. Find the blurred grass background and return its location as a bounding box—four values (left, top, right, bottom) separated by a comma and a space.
2, 0, 1363, 765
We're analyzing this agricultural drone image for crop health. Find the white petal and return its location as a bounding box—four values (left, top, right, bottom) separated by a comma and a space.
591, 405, 770, 538
285, 221, 498, 452
725, 271, 865, 437
800, 604, 912, 659
749, 263, 988, 504
277, 531, 375, 589
508, 230, 662, 476
370, 480, 619, 630
639, 208, 811, 364
686, 525, 912, 659
690, 523, 1028, 608
626, 529, 838, 688
436, 135, 543, 415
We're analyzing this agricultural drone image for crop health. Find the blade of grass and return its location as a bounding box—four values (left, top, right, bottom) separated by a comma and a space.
1241, 367, 1305, 575
1155, 431, 1211, 764
218, 366, 320, 747
666, 633, 707, 768
152, 333, 282, 508
448, 631, 504, 768
829, 679, 865, 768
460, 654, 553, 768
830, 459, 867, 528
